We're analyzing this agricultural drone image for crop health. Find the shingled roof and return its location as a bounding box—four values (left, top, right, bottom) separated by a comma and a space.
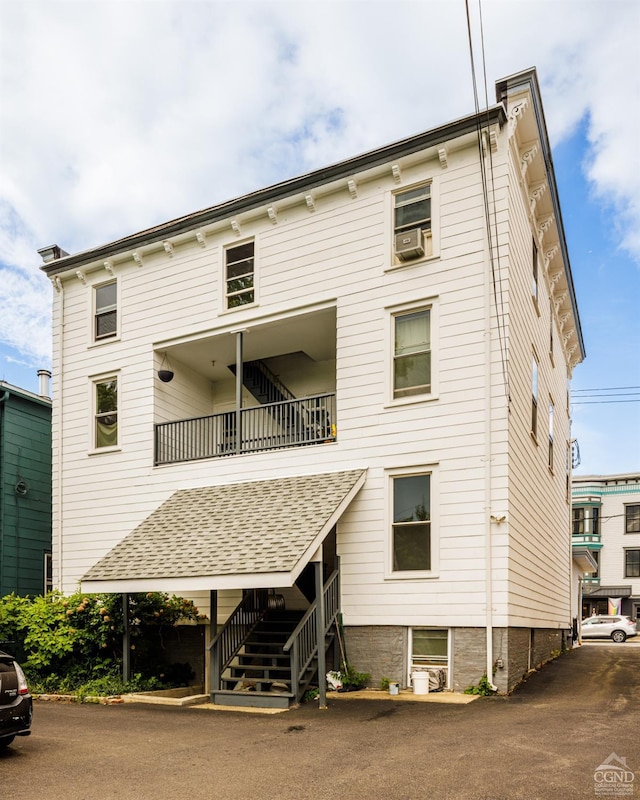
81, 469, 366, 593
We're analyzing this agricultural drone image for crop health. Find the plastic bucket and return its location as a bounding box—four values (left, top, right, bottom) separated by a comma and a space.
412, 671, 430, 695
389, 682, 400, 696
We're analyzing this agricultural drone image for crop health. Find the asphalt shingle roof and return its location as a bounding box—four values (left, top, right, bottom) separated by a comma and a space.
82, 470, 365, 583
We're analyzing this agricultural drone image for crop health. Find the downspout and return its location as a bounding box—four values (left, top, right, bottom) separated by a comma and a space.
54, 279, 64, 592
482, 143, 498, 693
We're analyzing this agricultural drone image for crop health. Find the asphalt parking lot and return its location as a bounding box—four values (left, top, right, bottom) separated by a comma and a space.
2, 642, 638, 800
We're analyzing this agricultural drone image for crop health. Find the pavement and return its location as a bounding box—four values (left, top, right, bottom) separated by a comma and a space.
3, 643, 639, 800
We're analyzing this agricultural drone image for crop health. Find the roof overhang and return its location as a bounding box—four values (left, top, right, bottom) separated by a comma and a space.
39, 106, 505, 278
81, 469, 366, 594
572, 547, 598, 575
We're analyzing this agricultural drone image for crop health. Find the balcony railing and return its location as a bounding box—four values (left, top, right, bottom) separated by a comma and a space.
154, 393, 337, 465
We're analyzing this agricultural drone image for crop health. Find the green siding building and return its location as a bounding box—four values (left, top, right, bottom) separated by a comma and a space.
0, 377, 52, 596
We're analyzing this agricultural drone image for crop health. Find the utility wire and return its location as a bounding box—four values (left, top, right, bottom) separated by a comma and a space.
464, 0, 509, 400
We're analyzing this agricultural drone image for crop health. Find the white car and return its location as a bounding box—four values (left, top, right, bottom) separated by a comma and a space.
581, 615, 637, 643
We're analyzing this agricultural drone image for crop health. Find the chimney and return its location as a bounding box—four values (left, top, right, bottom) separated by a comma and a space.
37, 244, 69, 264
38, 369, 52, 399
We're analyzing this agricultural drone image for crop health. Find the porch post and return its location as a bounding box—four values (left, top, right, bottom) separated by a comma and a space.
315, 559, 327, 710
122, 593, 131, 683
208, 590, 218, 694
234, 330, 244, 453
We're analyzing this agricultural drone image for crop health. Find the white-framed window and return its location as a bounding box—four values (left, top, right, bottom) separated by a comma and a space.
393, 182, 432, 262
94, 376, 118, 449
531, 354, 539, 439
94, 281, 117, 341
625, 549, 640, 578
409, 628, 449, 688
625, 505, 640, 534
389, 469, 435, 575
225, 240, 255, 309
392, 307, 431, 400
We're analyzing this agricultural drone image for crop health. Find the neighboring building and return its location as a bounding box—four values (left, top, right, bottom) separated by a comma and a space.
572, 474, 640, 622
0, 373, 52, 597
39, 67, 584, 704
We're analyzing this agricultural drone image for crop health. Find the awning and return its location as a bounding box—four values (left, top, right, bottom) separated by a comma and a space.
582, 585, 632, 598
81, 469, 366, 594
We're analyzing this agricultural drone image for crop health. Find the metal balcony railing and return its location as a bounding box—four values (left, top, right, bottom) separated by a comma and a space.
154, 392, 337, 465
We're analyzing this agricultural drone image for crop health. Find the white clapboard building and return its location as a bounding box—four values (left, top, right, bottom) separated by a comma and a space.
40, 68, 584, 705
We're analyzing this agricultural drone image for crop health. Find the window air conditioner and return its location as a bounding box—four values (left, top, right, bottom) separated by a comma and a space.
395, 228, 424, 261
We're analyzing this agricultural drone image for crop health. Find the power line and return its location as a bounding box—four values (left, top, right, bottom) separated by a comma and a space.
573, 386, 640, 392
464, 0, 510, 401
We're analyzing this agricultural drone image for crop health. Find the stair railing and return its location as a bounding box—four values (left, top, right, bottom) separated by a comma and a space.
208, 589, 268, 693
283, 568, 340, 702
248, 360, 296, 402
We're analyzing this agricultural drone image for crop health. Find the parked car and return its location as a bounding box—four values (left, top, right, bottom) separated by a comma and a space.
0, 650, 33, 750
581, 615, 637, 643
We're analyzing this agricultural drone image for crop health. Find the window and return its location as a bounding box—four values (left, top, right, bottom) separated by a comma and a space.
625, 550, 640, 578
532, 238, 539, 304
225, 241, 254, 309
531, 355, 538, 438
394, 184, 431, 260
548, 400, 554, 470
572, 506, 600, 536
44, 553, 53, 595
95, 378, 118, 449
625, 505, 640, 534
410, 629, 449, 688
95, 281, 117, 340
549, 299, 554, 363
393, 309, 431, 399
392, 473, 431, 571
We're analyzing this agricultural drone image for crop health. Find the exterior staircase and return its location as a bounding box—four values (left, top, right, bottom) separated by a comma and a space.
209, 570, 341, 709
211, 609, 316, 709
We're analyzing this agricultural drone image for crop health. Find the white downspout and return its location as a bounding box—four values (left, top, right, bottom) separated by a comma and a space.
482, 136, 498, 693
53, 279, 64, 591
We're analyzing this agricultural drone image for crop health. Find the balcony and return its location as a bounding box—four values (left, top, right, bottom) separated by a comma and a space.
571, 533, 602, 547
155, 393, 336, 465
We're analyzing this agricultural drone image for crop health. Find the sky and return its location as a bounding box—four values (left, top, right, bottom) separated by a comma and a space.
0, 0, 638, 476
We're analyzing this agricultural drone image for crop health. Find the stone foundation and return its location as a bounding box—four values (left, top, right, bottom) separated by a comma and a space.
344, 625, 568, 694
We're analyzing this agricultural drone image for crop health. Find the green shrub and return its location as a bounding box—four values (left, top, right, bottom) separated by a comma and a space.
463, 673, 496, 696
339, 664, 371, 691
0, 590, 204, 695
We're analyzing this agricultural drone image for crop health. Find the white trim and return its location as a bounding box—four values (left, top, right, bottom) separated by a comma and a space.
88, 371, 121, 453
384, 464, 439, 580
384, 296, 439, 406
385, 176, 441, 268
221, 235, 258, 313
89, 276, 120, 345
408, 627, 450, 688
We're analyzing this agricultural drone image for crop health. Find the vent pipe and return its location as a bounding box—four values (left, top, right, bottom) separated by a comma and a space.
38, 369, 52, 398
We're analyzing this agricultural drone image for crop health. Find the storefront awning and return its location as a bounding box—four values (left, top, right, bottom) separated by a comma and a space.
582, 585, 632, 598
81, 469, 366, 594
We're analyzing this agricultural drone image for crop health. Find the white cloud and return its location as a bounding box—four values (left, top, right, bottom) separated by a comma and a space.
1, 0, 639, 370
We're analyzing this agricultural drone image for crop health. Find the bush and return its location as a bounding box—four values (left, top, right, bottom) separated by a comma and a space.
0, 590, 204, 695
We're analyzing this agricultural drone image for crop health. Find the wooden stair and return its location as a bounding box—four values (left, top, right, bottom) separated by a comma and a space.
211, 610, 312, 709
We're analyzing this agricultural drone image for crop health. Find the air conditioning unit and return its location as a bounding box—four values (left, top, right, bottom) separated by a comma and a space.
394, 228, 424, 261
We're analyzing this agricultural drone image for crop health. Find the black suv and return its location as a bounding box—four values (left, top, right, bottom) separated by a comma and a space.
0, 649, 33, 749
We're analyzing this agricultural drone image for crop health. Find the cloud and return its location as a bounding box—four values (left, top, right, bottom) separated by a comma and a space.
1, 0, 639, 369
